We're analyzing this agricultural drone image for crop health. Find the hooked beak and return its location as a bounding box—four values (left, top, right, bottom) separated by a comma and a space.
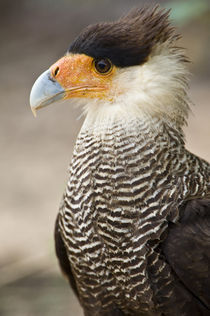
30, 54, 114, 117
30, 69, 65, 117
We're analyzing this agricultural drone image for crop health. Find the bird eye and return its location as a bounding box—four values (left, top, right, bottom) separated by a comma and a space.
93, 58, 112, 74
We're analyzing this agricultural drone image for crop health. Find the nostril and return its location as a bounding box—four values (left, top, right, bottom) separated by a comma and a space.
53, 66, 59, 77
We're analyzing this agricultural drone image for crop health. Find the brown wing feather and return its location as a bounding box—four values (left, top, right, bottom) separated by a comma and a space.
163, 199, 210, 310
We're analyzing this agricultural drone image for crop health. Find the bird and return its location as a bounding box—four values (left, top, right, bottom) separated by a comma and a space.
30, 6, 210, 316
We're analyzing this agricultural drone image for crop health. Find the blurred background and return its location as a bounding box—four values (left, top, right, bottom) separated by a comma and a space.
0, 0, 209, 315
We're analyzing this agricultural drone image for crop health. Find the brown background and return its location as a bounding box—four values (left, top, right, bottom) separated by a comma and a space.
0, 0, 209, 315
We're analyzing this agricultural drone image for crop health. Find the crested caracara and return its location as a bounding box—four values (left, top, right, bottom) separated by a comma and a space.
30, 6, 210, 316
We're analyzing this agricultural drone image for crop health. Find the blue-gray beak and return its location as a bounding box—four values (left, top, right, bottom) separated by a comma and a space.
30, 69, 65, 117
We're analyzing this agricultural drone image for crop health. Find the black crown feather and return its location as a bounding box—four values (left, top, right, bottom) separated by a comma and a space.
68, 6, 178, 68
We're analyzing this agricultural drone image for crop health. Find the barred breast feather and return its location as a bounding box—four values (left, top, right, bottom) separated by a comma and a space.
58, 114, 209, 315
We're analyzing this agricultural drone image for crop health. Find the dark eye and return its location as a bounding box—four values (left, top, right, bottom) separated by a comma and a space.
93, 58, 112, 74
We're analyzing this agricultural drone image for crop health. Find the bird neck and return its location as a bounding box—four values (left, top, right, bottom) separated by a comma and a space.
80, 109, 185, 151
73, 109, 208, 205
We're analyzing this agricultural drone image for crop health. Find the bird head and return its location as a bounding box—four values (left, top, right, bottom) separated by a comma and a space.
30, 6, 190, 128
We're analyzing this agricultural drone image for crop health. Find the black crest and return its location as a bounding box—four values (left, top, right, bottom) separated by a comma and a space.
68, 6, 177, 68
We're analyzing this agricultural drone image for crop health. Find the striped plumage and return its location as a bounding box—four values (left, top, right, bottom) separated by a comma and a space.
58, 116, 209, 315
30, 6, 210, 316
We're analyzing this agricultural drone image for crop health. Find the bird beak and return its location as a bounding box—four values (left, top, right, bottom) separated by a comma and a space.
30, 69, 65, 117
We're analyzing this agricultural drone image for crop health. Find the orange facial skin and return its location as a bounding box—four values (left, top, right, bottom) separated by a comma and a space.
50, 54, 116, 101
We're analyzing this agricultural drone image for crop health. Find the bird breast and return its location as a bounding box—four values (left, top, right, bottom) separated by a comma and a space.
58, 116, 189, 311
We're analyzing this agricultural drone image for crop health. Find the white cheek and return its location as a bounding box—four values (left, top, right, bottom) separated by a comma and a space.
111, 51, 189, 118
116, 55, 178, 95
